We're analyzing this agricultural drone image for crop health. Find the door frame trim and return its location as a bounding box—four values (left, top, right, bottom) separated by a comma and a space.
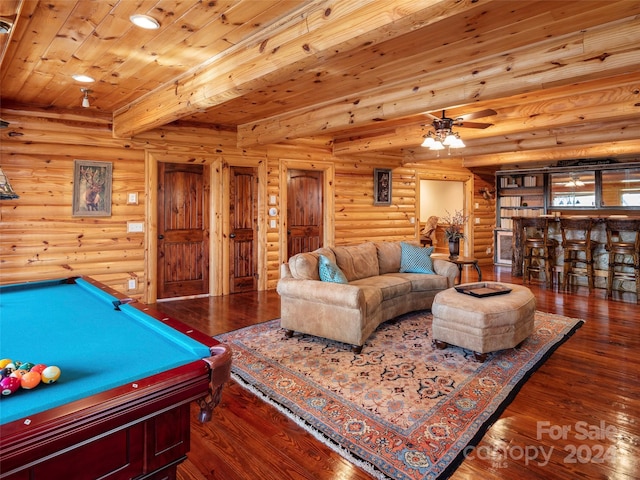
279, 159, 335, 264
415, 172, 474, 256
145, 151, 221, 303
221, 156, 267, 295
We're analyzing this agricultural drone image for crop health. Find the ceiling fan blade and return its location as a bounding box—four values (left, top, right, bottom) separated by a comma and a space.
424, 112, 441, 121
456, 121, 494, 129
457, 108, 497, 121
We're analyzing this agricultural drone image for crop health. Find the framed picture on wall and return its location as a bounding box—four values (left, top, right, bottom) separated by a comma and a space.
72, 160, 113, 217
373, 168, 392, 206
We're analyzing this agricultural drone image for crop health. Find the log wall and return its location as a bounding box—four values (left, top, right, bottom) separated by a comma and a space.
0, 108, 493, 299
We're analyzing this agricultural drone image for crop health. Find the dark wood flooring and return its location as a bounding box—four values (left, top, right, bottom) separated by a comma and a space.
153, 266, 640, 480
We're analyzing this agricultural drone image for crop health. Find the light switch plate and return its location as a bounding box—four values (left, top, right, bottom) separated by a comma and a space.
127, 221, 144, 233
127, 192, 138, 205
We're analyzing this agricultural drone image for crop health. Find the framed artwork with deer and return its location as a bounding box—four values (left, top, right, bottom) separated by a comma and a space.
72, 160, 113, 217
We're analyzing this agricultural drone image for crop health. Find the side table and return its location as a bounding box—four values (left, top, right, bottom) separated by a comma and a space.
433, 254, 482, 284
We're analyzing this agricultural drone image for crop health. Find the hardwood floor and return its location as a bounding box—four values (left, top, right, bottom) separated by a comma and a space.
153, 266, 640, 480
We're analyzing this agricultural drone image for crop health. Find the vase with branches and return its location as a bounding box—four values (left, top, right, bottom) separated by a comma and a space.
441, 209, 469, 258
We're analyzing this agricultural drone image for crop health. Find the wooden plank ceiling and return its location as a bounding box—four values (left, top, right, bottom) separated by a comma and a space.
1, 0, 639, 169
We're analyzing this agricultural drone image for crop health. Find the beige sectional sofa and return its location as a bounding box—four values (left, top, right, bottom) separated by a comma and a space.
276, 241, 459, 352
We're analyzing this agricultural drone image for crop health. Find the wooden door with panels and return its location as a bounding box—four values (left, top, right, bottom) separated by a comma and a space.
157, 163, 210, 299
287, 169, 324, 257
229, 166, 258, 293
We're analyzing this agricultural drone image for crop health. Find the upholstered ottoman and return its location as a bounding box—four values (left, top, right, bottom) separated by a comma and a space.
431, 283, 536, 362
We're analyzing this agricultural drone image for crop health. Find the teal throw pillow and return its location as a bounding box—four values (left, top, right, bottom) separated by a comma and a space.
318, 254, 348, 284
400, 242, 435, 274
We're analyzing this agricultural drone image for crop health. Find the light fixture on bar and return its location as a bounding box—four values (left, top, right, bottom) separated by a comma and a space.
130, 14, 160, 29
564, 174, 584, 188
80, 88, 92, 108
421, 114, 465, 154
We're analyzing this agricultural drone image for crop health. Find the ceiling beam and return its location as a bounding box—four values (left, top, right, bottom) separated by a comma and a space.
332, 73, 640, 155
238, 15, 640, 147
408, 121, 640, 161
112, 0, 474, 138
455, 139, 640, 168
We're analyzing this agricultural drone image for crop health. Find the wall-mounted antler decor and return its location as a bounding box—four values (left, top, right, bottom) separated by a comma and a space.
480, 187, 495, 201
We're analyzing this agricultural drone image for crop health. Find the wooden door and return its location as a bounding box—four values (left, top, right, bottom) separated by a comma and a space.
287, 169, 323, 257
229, 166, 258, 293
157, 163, 209, 299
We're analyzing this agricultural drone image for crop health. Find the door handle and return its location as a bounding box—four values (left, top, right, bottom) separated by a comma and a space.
157, 234, 164, 240
229, 233, 236, 238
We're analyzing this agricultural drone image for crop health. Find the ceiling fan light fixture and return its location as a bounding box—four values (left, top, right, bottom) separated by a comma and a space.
442, 133, 457, 146
420, 112, 466, 152
130, 14, 160, 30
450, 134, 465, 149
421, 133, 435, 148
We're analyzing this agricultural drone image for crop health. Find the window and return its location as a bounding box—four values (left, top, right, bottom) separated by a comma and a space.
601, 169, 640, 207
549, 171, 596, 208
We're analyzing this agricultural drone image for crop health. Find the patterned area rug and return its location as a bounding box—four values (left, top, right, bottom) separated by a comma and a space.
216, 311, 583, 479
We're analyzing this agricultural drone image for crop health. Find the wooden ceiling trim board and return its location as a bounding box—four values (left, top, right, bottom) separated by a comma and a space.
238, 15, 640, 147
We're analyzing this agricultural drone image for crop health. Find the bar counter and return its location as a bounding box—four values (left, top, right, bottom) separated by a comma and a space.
511, 216, 640, 293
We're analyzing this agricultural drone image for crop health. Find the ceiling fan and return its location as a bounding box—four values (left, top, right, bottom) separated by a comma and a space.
421, 108, 497, 151
425, 108, 496, 129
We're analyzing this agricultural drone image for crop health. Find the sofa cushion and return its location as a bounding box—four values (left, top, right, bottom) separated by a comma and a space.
386, 272, 449, 291
288, 247, 336, 280
332, 242, 379, 281
400, 243, 435, 274
375, 241, 402, 274
351, 275, 411, 301
318, 254, 348, 284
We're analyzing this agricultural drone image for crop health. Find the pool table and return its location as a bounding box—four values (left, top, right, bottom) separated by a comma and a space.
0, 277, 232, 480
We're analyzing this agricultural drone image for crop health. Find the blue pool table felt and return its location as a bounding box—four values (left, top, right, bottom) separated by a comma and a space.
0, 278, 210, 424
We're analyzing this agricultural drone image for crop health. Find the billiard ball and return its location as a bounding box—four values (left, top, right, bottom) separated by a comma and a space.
0, 367, 14, 378
0, 376, 21, 396
41, 366, 61, 384
18, 362, 34, 371
20, 371, 41, 389
10, 369, 28, 379
31, 364, 47, 374
0, 359, 12, 369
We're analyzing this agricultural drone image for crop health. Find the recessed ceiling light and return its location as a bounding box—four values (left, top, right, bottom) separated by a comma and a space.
72, 74, 95, 83
130, 14, 160, 30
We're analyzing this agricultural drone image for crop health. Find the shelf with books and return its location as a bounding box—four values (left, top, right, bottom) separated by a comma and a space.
496, 172, 546, 230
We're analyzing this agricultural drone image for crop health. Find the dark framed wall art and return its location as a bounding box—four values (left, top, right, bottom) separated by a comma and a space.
72, 160, 113, 217
373, 168, 392, 206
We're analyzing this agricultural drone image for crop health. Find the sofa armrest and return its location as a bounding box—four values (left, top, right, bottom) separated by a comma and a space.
433, 259, 459, 288
277, 277, 365, 309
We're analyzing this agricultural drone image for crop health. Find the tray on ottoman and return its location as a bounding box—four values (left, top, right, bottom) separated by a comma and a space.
455, 282, 512, 298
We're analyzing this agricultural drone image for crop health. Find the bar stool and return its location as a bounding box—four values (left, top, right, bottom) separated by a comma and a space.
522, 217, 557, 287
560, 217, 596, 291
605, 218, 640, 303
